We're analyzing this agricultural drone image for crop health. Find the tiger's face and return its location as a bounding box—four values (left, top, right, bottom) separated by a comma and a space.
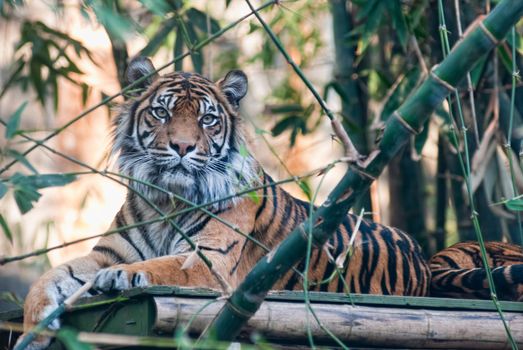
113, 57, 257, 208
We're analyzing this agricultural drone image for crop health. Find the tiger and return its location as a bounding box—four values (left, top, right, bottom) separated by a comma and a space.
430, 241, 523, 301
20, 57, 431, 349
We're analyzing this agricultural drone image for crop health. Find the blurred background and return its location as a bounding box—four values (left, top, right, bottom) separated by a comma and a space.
0, 0, 522, 309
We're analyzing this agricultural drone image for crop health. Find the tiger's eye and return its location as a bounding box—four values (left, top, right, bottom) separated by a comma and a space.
201, 114, 217, 126
154, 107, 169, 119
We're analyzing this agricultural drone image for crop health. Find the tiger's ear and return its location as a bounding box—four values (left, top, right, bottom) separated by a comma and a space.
126, 57, 158, 94
217, 70, 248, 109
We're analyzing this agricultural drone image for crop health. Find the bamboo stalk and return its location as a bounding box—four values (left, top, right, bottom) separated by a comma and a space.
202, 0, 523, 342
156, 296, 523, 349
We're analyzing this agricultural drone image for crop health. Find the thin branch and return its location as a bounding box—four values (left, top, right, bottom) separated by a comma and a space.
331, 118, 364, 163
454, 0, 480, 145
410, 35, 429, 76
244, 0, 335, 121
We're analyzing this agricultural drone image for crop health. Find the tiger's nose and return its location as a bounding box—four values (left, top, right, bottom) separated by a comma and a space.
169, 141, 196, 157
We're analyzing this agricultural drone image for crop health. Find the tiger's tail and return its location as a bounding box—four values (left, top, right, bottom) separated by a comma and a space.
430, 264, 523, 301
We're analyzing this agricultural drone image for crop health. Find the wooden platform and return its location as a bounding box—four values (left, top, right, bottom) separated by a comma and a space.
1, 286, 522, 349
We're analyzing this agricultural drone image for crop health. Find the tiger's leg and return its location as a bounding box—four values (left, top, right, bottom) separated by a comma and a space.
19, 253, 104, 349
20, 230, 138, 349
93, 251, 239, 292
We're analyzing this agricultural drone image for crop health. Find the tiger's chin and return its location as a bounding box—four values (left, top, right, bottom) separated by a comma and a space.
128, 169, 245, 211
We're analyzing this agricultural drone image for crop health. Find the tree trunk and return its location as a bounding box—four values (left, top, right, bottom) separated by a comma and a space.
329, 0, 372, 213
389, 148, 428, 254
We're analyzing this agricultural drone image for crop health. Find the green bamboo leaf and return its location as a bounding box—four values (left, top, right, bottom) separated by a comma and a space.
0, 182, 7, 199
13, 188, 40, 214
6, 149, 38, 174
138, 0, 170, 16
0, 291, 23, 307
356, 0, 379, 21
246, 190, 260, 205
50, 71, 59, 111
29, 57, 46, 105
248, 22, 260, 34
26, 173, 77, 189
323, 81, 349, 104
367, 69, 391, 100
504, 198, 523, 211
91, 2, 134, 42
35, 21, 84, 46
5, 101, 27, 139
385, 0, 409, 50
10, 173, 76, 214
271, 115, 303, 137
357, 2, 385, 54
0, 214, 12, 244
80, 83, 90, 106
298, 180, 312, 201
186, 8, 220, 34
141, 18, 178, 56
57, 327, 94, 350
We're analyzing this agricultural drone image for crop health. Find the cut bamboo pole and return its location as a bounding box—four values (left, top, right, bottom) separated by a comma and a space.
154, 296, 523, 349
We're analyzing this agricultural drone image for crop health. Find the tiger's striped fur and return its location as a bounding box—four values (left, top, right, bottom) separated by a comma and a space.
21, 57, 430, 349
430, 241, 523, 301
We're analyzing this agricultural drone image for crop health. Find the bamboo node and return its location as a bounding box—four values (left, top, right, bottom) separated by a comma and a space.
350, 166, 376, 181
478, 21, 499, 46
393, 111, 420, 135
225, 299, 255, 319
429, 66, 456, 93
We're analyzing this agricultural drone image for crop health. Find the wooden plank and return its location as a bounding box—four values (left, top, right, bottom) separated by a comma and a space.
154, 296, 523, 349
135, 286, 523, 313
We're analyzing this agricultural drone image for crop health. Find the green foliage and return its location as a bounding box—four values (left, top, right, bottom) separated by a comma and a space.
136, 2, 222, 73
5, 173, 77, 214
0, 214, 13, 244
5, 149, 38, 174
4, 101, 27, 139
0, 291, 23, 307
503, 197, 523, 211
85, 0, 135, 42
6, 20, 93, 109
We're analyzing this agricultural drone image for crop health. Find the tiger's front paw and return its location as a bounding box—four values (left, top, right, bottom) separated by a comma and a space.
20, 283, 62, 349
93, 265, 150, 292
